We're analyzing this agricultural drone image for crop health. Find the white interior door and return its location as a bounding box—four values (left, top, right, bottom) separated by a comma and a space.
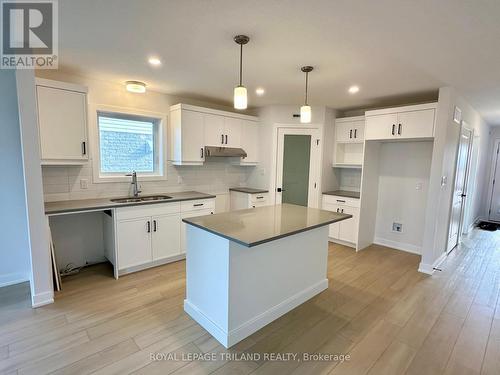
489, 139, 500, 222
275, 128, 320, 207
447, 127, 473, 254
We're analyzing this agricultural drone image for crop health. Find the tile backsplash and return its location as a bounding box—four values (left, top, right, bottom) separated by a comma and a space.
338, 168, 362, 191
42, 159, 253, 202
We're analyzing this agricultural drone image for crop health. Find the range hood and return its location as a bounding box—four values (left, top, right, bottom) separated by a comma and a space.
204, 146, 247, 158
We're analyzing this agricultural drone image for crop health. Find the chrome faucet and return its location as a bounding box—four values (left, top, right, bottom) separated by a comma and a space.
125, 171, 142, 197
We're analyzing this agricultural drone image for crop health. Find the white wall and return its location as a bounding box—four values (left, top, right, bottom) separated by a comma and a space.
374, 141, 433, 254
0, 71, 31, 288
420, 87, 491, 273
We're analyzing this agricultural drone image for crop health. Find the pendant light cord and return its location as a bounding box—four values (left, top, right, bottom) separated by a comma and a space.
239, 43, 243, 86
304, 71, 309, 105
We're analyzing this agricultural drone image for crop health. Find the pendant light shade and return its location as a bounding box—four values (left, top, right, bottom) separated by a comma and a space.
300, 66, 314, 123
300, 105, 312, 123
234, 35, 250, 110
234, 85, 247, 110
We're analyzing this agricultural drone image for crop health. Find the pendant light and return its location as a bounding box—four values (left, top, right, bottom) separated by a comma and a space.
300, 66, 313, 123
234, 35, 250, 110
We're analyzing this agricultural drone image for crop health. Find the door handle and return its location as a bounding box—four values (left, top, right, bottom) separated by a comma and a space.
277, 188, 285, 192
461, 194, 467, 197
398, 123, 402, 135
349, 129, 353, 139
153, 220, 157, 232
147, 221, 151, 233
392, 124, 396, 135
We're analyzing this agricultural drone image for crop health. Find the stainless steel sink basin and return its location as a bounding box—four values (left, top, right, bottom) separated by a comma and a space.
110, 195, 172, 204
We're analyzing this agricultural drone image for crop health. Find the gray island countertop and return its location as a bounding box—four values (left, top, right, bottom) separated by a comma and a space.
45, 191, 215, 215
183, 203, 351, 247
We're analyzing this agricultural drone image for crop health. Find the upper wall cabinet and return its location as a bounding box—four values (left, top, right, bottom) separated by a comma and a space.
169, 104, 259, 166
365, 103, 437, 141
335, 116, 365, 143
36, 78, 89, 165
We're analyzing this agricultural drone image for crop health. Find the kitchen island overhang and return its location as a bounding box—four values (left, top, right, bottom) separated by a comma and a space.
182, 204, 351, 348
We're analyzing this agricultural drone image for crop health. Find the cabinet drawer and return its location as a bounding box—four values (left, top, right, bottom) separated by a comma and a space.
250, 193, 268, 204
181, 199, 215, 212
322, 195, 360, 208
115, 202, 180, 221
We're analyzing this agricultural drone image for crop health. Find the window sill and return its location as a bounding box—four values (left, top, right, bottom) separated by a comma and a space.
93, 174, 167, 184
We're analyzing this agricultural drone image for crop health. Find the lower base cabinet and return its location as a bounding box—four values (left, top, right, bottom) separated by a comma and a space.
115, 198, 215, 275
322, 195, 360, 247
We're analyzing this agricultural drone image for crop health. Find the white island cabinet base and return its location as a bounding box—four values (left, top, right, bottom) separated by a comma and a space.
184, 224, 329, 348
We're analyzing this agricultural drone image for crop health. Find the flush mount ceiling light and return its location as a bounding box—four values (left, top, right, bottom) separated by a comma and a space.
148, 57, 161, 66
234, 35, 250, 110
300, 66, 313, 123
348, 85, 360, 94
125, 81, 146, 93
255, 87, 265, 96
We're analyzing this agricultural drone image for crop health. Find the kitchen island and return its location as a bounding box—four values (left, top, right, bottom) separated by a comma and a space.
182, 203, 351, 348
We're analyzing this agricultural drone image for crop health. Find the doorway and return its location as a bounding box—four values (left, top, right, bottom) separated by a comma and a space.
488, 139, 500, 222
447, 126, 473, 254
275, 128, 320, 207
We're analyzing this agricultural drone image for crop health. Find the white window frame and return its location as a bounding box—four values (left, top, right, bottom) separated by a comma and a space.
89, 104, 167, 183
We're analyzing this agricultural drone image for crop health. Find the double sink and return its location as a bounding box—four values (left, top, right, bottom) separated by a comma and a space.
110, 195, 172, 204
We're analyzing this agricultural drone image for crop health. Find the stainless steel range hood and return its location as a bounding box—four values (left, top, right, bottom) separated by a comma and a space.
204, 146, 247, 158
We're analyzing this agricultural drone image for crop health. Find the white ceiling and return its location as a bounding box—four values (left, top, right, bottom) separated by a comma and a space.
59, 0, 500, 124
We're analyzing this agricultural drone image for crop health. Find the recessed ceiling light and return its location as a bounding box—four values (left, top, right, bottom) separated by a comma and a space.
148, 57, 161, 66
125, 81, 146, 93
348, 85, 360, 94
255, 87, 265, 96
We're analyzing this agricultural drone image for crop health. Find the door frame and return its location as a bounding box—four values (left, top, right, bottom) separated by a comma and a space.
446, 124, 473, 254
487, 138, 500, 222
270, 125, 322, 208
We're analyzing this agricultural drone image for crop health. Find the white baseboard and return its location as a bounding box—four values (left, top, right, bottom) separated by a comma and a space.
0, 273, 29, 288
328, 238, 356, 249
31, 290, 54, 308
374, 237, 422, 255
184, 279, 328, 348
418, 252, 447, 275
118, 253, 186, 276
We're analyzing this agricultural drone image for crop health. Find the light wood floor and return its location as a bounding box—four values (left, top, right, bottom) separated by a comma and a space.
1, 229, 499, 375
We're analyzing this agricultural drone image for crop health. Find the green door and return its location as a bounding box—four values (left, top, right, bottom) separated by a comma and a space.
282, 134, 311, 206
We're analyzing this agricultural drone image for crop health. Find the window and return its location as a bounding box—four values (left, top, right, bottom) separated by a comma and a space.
93, 108, 166, 182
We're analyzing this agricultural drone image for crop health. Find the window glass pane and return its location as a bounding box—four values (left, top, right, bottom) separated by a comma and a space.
98, 115, 155, 173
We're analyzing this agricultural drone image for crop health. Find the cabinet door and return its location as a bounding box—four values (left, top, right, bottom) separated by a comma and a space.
365, 113, 398, 140
352, 123, 365, 142
335, 122, 352, 143
37, 86, 87, 161
181, 110, 205, 163
224, 117, 242, 148
322, 202, 340, 239
117, 218, 152, 269
397, 109, 435, 139
152, 214, 181, 261
240, 120, 259, 163
338, 206, 359, 244
204, 113, 225, 146
180, 209, 214, 254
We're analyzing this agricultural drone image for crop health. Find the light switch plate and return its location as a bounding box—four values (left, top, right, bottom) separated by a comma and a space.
80, 179, 88, 189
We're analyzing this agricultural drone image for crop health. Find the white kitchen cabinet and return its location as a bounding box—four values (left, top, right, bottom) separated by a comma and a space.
116, 217, 152, 270
365, 103, 436, 141
322, 194, 360, 248
170, 108, 205, 165
180, 199, 215, 253
180, 209, 213, 254
204, 113, 225, 147
335, 116, 365, 143
238, 120, 259, 165
152, 213, 181, 261
36, 79, 88, 165
230, 190, 269, 210
169, 104, 259, 165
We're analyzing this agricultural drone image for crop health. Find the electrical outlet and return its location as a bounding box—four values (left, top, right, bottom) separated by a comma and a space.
80, 179, 88, 189
392, 222, 403, 233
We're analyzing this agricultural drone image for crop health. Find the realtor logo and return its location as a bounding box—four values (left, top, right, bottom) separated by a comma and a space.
1, 0, 58, 69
